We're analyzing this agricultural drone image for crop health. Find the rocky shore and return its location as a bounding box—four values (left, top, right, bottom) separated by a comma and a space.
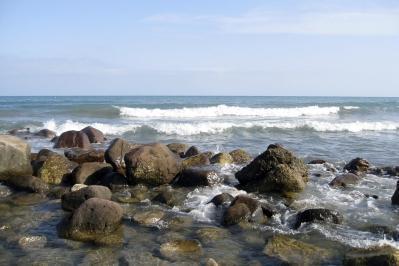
1, 128, 399, 265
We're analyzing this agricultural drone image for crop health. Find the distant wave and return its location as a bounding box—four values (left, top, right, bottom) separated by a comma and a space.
115, 105, 342, 118
42, 119, 399, 136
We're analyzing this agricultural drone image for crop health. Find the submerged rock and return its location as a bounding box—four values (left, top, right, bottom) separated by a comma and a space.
294, 208, 343, 229
209, 193, 234, 207
132, 210, 165, 227
329, 173, 361, 188
64, 148, 105, 164
344, 158, 370, 176
176, 168, 223, 187
167, 143, 188, 158
196, 227, 227, 242
160, 239, 203, 261
229, 149, 252, 164
80, 126, 105, 143
0, 135, 32, 181
125, 143, 181, 186
181, 153, 210, 168
61, 185, 112, 211
18, 235, 47, 250
34, 129, 56, 139
222, 203, 251, 226
37, 154, 77, 184
343, 246, 399, 266
235, 144, 308, 194
210, 152, 234, 165
104, 138, 139, 171
5, 175, 48, 194
54, 130, 91, 149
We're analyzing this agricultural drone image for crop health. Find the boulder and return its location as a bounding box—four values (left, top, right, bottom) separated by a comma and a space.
34, 129, 56, 139
57, 198, 123, 242
37, 154, 76, 184
329, 173, 361, 188
54, 130, 91, 149
229, 149, 251, 164
61, 185, 112, 211
222, 203, 251, 226
64, 148, 104, 164
167, 143, 188, 158
184, 146, 199, 158
100, 172, 129, 190
71, 162, 113, 185
210, 153, 233, 165
209, 193, 234, 207
104, 138, 138, 171
294, 208, 343, 229
80, 126, 105, 143
235, 144, 308, 194
125, 143, 181, 186
181, 153, 210, 169
176, 168, 223, 187
0, 135, 32, 181
31, 149, 58, 176
5, 175, 48, 194
153, 189, 178, 207
343, 247, 399, 266
391, 181, 399, 205
344, 158, 370, 176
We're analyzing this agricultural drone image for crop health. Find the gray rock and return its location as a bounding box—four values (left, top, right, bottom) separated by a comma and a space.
61, 185, 112, 211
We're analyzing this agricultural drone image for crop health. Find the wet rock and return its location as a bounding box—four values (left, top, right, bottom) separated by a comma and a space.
71, 162, 113, 185
294, 208, 343, 229
385, 166, 399, 177
368, 167, 385, 176
160, 239, 203, 261
231, 195, 260, 213
100, 171, 129, 190
196, 227, 227, 242
54, 130, 91, 149
34, 129, 56, 139
132, 210, 165, 227
153, 188, 178, 207
363, 225, 399, 241
10, 192, 47, 206
210, 152, 233, 165
58, 198, 123, 242
205, 258, 219, 266
176, 168, 223, 187
391, 181, 399, 205
18, 235, 47, 250
235, 144, 309, 194
37, 154, 77, 184
47, 186, 70, 199
5, 175, 48, 194
168, 216, 193, 231
31, 148, 57, 176
0, 135, 32, 181
64, 148, 105, 164
209, 193, 234, 207
329, 173, 361, 188
61, 185, 112, 211
129, 184, 150, 201
104, 138, 139, 171
229, 149, 252, 164
222, 203, 251, 226
167, 143, 189, 158
181, 153, 210, 168
80, 126, 105, 143
344, 157, 370, 176
71, 183, 87, 192
308, 159, 327, 164
119, 251, 169, 266
125, 143, 181, 186
184, 146, 200, 158
264, 235, 332, 265
343, 246, 399, 266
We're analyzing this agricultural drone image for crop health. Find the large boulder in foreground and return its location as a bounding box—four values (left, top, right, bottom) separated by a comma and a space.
80, 126, 105, 143
235, 144, 308, 194
344, 158, 370, 176
125, 143, 181, 186
37, 154, 77, 184
105, 138, 138, 172
54, 130, 91, 149
58, 198, 123, 242
61, 185, 112, 211
0, 135, 32, 181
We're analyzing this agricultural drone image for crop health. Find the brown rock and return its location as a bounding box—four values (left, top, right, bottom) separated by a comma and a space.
54, 130, 91, 149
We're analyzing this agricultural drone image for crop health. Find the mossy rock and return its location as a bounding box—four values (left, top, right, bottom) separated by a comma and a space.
210, 152, 233, 165
229, 149, 252, 164
38, 154, 76, 184
343, 246, 399, 266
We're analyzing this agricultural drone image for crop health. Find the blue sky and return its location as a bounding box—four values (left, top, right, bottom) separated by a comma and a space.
0, 0, 398, 96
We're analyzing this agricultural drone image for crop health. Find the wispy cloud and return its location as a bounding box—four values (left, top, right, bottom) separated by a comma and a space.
143, 8, 399, 36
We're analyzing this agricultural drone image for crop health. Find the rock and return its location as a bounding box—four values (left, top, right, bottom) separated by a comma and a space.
10, 192, 47, 206
368, 167, 384, 176
308, 159, 327, 164
132, 210, 165, 227
196, 227, 227, 242
71, 162, 113, 185
264, 235, 332, 265
160, 239, 202, 260
181, 153, 210, 168
58, 198, 123, 242
205, 258, 219, 266
153, 189, 178, 207
210, 153, 234, 165
34, 129, 56, 139
222, 203, 251, 226
343, 247, 399, 266
209, 193, 234, 207
294, 208, 343, 229
329, 173, 361, 188
100, 172, 129, 190
71, 184, 87, 192
235, 144, 309, 194
0, 135, 32, 181
54, 130, 91, 149
391, 181, 399, 205
64, 148, 105, 164
385, 166, 399, 177
167, 143, 188, 158
104, 138, 138, 171
176, 168, 223, 187
230, 195, 260, 213
31, 149, 58, 176
61, 185, 112, 211
37, 154, 77, 184
184, 146, 200, 158
229, 149, 252, 164
344, 158, 370, 176
47, 186, 70, 199
5, 175, 48, 194
80, 126, 105, 143
225, 195, 269, 225
125, 143, 181, 186
363, 225, 399, 241
18, 235, 47, 250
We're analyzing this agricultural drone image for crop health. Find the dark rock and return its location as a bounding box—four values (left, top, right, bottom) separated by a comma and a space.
344, 158, 370, 176
209, 193, 234, 207
385, 166, 399, 177
294, 208, 343, 229
391, 181, 399, 205
80, 126, 105, 143
47, 186, 70, 199
308, 159, 327, 164
210, 152, 233, 165
61, 185, 112, 211
230, 195, 260, 213
176, 168, 223, 187
100, 172, 128, 190
329, 173, 361, 188
54, 130, 91, 149
5, 175, 48, 194
181, 153, 210, 169
364, 225, 399, 241
0, 135, 32, 181
167, 143, 188, 158
235, 144, 309, 194
222, 203, 251, 226
229, 149, 252, 164
125, 143, 181, 186
104, 138, 138, 171
71, 162, 113, 185
34, 129, 56, 139
184, 146, 199, 158
368, 167, 384, 176
65, 148, 105, 164
37, 154, 77, 184
343, 247, 399, 266
153, 189, 177, 206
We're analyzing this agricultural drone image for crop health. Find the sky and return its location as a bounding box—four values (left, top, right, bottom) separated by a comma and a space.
0, 0, 398, 96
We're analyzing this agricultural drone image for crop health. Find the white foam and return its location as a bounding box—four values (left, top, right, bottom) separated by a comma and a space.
342, 106, 360, 110
116, 105, 340, 118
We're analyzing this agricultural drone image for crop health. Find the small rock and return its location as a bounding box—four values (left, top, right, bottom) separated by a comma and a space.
65, 148, 105, 164
308, 159, 327, 164
160, 239, 202, 261
294, 208, 343, 229
344, 158, 370, 176
209, 193, 234, 207
54, 130, 91, 149
34, 129, 56, 139
176, 168, 223, 187
184, 146, 200, 158
18, 235, 47, 250
229, 149, 251, 164
329, 173, 361, 188
210, 152, 233, 165
343, 246, 399, 266
132, 210, 165, 227
181, 153, 210, 168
